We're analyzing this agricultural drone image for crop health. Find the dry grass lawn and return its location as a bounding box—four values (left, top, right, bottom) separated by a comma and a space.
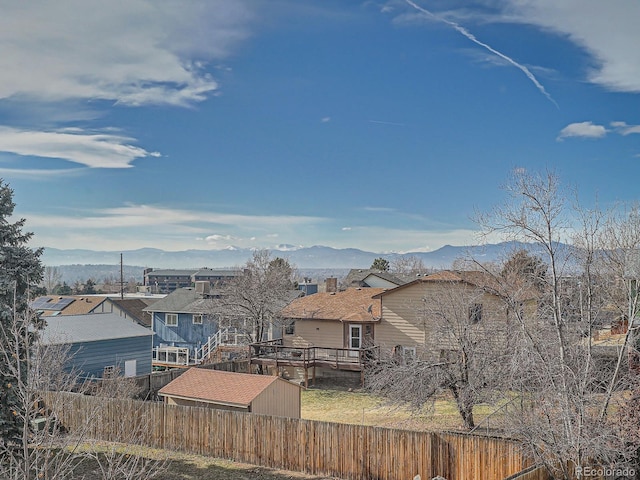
301, 387, 500, 431
68, 447, 339, 480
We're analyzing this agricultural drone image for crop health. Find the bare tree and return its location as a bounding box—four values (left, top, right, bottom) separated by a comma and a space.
0, 306, 86, 480
596, 203, 640, 419
366, 276, 510, 430
0, 306, 169, 480
41, 267, 62, 294
212, 250, 297, 344
389, 255, 428, 277
476, 169, 634, 478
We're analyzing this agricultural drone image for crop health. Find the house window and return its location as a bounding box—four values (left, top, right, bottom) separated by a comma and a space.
165, 313, 178, 326
193, 314, 203, 325
393, 345, 416, 363
469, 303, 483, 323
284, 321, 295, 335
402, 346, 416, 358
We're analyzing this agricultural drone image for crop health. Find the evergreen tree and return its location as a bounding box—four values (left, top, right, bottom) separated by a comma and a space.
53, 281, 72, 295
82, 278, 97, 294
0, 180, 43, 445
371, 257, 390, 271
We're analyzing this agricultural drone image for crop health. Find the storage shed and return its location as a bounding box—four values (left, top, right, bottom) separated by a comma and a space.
158, 368, 301, 418
39, 313, 154, 379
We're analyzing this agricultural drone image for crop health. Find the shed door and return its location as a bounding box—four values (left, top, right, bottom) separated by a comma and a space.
124, 359, 137, 377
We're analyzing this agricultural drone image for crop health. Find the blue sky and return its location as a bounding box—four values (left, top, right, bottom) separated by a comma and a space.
2, 0, 639, 253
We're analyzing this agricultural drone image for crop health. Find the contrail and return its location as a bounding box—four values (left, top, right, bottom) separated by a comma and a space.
369, 120, 406, 126
405, 0, 558, 108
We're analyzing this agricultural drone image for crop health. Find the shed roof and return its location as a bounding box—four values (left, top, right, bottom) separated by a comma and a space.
40, 313, 153, 345
159, 368, 291, 407
281, 287, 385, 322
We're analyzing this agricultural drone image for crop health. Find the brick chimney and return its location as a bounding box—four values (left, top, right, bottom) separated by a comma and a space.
325, 277, 337, 293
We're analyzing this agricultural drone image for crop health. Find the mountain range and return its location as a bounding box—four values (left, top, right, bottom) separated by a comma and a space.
42, 241, 548, 272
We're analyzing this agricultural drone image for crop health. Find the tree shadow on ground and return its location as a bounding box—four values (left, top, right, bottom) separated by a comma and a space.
157, 457, 341, 480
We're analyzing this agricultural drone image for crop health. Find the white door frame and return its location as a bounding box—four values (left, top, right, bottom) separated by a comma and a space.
348, 324, 362, 357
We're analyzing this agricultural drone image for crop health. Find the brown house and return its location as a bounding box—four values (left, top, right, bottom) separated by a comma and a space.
281, 287, 385, 351
158, 368, 301, 418
250, 271, 530, 385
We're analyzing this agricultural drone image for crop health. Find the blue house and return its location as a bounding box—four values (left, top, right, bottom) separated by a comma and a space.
39, 313, 153, 379
143, 283, 222, 366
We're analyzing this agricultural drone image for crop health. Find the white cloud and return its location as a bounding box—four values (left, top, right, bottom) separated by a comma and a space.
342, 227, 352, 231
206, 234, 237, 242
557, 121, 608, 140
0, 127, 160, 168
24, 204, 323, 232
0, 1, 253, 107
321, 117, 331, 123
363, 206, 396, 213
488, 1, 640, 93
611, 121, 640, 136
397, 1, 640, 94
0, 167, 86, 179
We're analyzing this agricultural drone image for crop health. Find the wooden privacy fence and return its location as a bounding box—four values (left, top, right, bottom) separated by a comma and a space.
44, 392, 535, 480
503, 465, 552, 480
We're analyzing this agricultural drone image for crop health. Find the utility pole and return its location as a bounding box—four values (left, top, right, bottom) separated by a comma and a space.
120, 253, 124, 300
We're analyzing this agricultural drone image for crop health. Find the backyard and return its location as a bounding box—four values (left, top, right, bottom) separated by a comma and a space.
61, 446, 340, 480
301, 387, 503, 432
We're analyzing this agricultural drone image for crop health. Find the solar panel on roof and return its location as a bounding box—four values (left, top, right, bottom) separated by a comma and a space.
30, 297, 52, 309
49, 297, 75, 311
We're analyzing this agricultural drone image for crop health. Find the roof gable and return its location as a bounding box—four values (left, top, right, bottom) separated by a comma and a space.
372, 270, 501, 298
159, 368, 292, 406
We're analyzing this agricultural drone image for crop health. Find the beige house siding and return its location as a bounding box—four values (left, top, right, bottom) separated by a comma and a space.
251, 379, 301, 418
377, 282, 510, 354
283, 319, 344, 348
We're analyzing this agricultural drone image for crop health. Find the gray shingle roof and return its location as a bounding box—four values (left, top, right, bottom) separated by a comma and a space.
40, 313, 153, 345
110, 298, 157, 327
344, 269, 405, 287
142, 287, 213, 314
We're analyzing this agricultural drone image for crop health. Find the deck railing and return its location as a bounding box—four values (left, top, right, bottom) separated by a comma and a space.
249, 339, 378, 369
155, 328, 247, 367
153, 346, 191, 366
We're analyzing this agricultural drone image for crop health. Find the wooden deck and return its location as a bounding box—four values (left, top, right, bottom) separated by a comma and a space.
249, 339, 378, 385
